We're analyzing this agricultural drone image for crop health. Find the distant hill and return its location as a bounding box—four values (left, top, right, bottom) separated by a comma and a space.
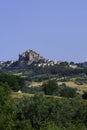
1, 49, 87, 82
0, 49, 60, 69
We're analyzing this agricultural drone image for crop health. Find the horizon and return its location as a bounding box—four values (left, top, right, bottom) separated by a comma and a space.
0, 1, 87, 62
0, 49, 86, 64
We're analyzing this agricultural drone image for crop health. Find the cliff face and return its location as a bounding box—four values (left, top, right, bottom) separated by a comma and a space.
18, 50, 46, 66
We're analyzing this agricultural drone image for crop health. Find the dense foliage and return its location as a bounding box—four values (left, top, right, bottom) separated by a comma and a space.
59, 84, 77, 98
1, 62, 87, 82
0, 82, 87, 130
30, 63, 87, 77
14, 95, 87, 130
0, 69, 87, 130
82, 92, 87, 100
0, 74, 25, 91
42, 80, 58, 95
0, 83, 16, 129
22, 63, 87, 82
42, 80, 77, 98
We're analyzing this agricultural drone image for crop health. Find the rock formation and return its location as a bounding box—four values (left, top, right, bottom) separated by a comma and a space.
18, 50, 46, 66
0, 49, 60, 69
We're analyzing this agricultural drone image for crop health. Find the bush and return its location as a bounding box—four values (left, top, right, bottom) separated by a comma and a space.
59, 84, 77, 98
82, 92, 87, 100
0, 74, 25, 91
42, 80, 58, 95
16, 94, 87, 130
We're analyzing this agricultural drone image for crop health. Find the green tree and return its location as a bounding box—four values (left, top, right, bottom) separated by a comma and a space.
0, 83, 16, 130
42, 80, 58, 95
82, 92, 87, 100
0, 74, 25, 91
59, 84, 77, 98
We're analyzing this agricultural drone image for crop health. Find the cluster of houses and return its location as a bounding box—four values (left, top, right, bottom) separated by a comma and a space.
35, 60, 60, 67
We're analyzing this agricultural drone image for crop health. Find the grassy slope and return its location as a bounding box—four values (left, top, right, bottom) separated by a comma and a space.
12, 91, 87, 104
28, 80, 87, 94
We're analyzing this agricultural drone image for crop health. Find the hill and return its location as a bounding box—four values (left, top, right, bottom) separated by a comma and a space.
0, 49, 87, 95
0, 49, 60, 69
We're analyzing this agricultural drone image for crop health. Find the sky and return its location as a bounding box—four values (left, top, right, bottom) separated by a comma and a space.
0, 0, 87, 62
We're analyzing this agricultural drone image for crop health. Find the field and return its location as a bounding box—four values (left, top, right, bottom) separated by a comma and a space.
12, 91, 34, 99
28, 76, 87, 94
58, 81, 87, 93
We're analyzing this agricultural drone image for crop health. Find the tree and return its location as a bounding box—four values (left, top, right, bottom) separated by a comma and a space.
59, 84, 77, 98
42, 80, 58, 95
0, 74, 25, 91
0, 83, 16, 130
82, 92, 87, 100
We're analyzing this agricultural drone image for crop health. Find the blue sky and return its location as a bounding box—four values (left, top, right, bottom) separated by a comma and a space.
0, 0, 87, 62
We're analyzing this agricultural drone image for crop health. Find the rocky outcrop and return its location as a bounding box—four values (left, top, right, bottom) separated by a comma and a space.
18, 50, 47, 66
0, 49, 60, 69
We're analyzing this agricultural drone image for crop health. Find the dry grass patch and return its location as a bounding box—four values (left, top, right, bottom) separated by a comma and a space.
12, 92, 34, 99
57, 81, 87, 93
29, 82, 42, 87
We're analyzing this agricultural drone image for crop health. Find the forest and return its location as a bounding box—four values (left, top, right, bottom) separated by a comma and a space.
0, 69, 87, 130
0, 74, 87, 130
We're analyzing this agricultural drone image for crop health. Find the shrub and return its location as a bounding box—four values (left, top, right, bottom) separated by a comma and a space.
59, 84, 76, 98
82, 92, 87, 100
42, 80, 58, 95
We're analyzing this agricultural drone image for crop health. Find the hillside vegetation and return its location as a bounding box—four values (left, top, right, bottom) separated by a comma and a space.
0, 50, 87, 129
0, 83, 87, 130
